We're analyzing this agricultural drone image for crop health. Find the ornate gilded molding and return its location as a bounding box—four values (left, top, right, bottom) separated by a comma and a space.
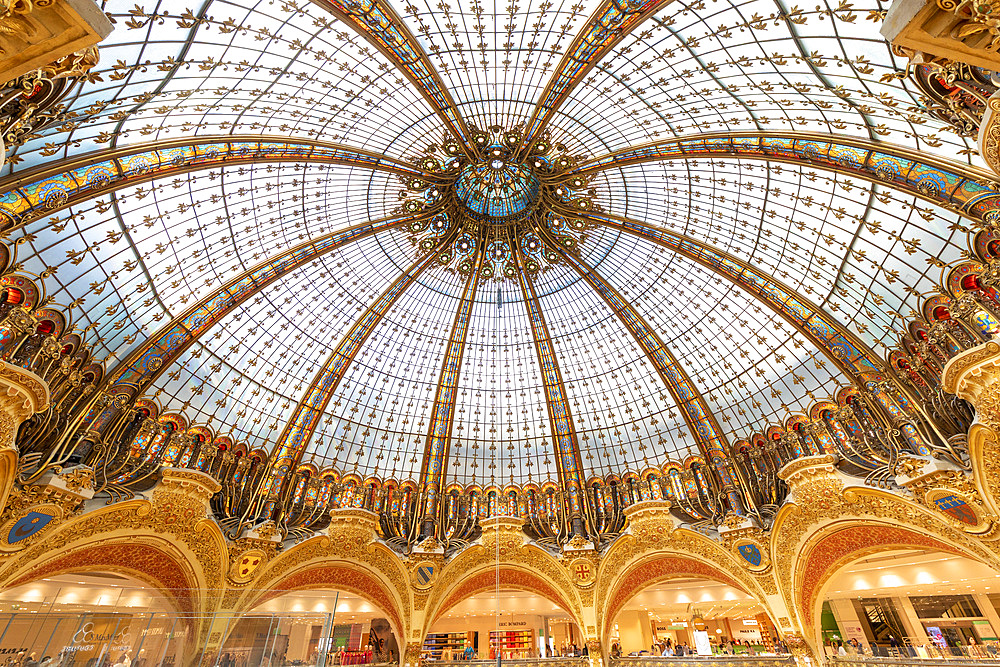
776, 454, 840, 493
328, 507, 380, 540
621, 499, 674, 524
0, 360, 49, 514
980, 93, 1000, 176
769, 453, 1000, 649
0, 0, 112, 85
942, 341, 1000, 515
943, 340, 1000, 429
882, 0, 1000, 71
0, 359, 50, 419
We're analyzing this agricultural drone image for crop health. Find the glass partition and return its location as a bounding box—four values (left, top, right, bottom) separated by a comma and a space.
0, 575, 399, 667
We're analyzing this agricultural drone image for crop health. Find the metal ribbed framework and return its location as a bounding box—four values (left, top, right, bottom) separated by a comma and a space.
514, 248, 586, 516
271, 230, 457, 474
0, 0, 992, 522
546, 233, 740, 509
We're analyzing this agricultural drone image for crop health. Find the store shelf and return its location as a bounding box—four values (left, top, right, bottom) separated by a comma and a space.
422, 631, 476, 657
488, 630, 535, 658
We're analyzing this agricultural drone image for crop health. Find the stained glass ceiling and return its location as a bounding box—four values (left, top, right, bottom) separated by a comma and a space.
0, 0, 981, 487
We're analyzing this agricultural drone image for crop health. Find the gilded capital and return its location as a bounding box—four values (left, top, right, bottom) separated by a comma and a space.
328, 506, 379, 543
151, 467, 222, 522
0, 360, 50, 432
777, 454, 839, 492
943, 341, 1000, 431
0, 0, 113, 84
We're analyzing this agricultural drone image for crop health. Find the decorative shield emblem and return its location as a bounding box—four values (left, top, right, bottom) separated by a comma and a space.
738, 543, 762, 567
6, 508, 57, 546
934, 494, 978, 526
228, 548, 266, 584
570, 558, 596, 587
413, 560, 437, 589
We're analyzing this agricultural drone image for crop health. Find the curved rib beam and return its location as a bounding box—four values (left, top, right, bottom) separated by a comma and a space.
517, 0, 673, 158
310, 0, 476, 157
418, 247, 484, 528
514, 247, 586, 514
0, 136, 441, 230
564, 208, 884, 383
271, 225, 459, 472
83, 213, 428, 438
570, 132, 1000, 223
544, 232, 739, 508
105, 212, 423, 400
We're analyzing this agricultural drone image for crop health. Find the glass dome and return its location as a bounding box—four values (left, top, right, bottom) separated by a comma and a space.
0, 0, 979, 495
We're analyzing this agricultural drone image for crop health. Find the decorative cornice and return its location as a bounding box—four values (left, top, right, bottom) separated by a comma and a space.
328, 508, 379, 538
157, 467, 223, 499
480, 515, 526, 537
777, 454, 839, 491
0, 0, 112, 85
0, 360, 50, 419
943, 340, 1000, 396
942, 341, 1000, 432
622, 499, 673, 521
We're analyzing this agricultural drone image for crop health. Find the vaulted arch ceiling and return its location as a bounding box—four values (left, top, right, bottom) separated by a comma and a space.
0, 0, 984, 488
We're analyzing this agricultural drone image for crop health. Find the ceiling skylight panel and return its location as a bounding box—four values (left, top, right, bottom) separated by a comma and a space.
453, 289, 556, 486
311, 274, 461, 479
532, 264, 692, 468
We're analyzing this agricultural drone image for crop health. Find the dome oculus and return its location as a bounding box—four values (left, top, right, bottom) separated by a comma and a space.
454, 160, 540, 222
400, 128, 600, 280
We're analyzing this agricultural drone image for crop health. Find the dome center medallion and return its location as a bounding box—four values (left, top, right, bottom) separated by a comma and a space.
454, 159, 540, 223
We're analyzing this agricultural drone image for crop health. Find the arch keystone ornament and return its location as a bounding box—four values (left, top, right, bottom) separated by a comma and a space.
893, 454, 997, 535
0, 504, 61, 550
927, 489, 991, 532
732, 539, 770, 572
